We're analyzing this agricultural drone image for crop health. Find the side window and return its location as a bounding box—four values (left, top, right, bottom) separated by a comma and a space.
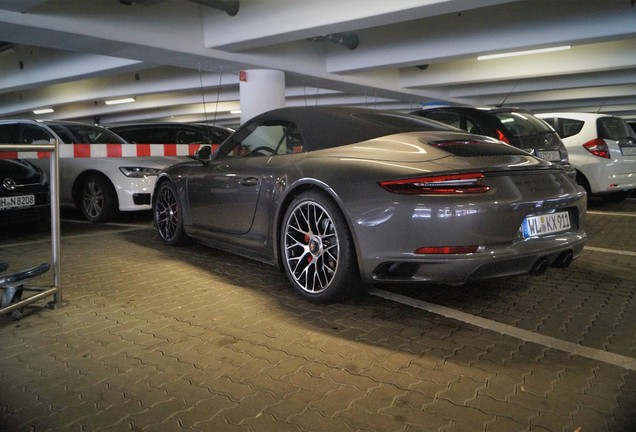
20, 124, 53, 144
147, 128, 172, 144
0, 124, 20, 143
176, 129, 207, 144
218, 121, 304, 158
560, 118, 584, 138
121, 128, 170, 144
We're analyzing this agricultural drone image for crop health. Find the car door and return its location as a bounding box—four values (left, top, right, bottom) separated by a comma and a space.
187, 119, 298, 235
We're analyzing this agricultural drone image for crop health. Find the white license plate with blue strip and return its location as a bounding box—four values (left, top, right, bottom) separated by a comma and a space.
522, 211, 571, 238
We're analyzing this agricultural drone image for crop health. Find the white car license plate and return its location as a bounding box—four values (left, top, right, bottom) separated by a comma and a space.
0, 195, 35, 210
522, 211, 571, 238
535, 150, 561, 161
621, 146, 636, 156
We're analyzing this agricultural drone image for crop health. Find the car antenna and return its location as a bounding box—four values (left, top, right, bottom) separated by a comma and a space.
212, 65, 223, 126
198, 62, 209, 125
199, 64, 224, 137
497, 80, 519, 107
303, 81, 321, 106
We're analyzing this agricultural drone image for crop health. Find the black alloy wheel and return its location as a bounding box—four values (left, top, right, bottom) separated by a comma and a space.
154, 181, 185, 246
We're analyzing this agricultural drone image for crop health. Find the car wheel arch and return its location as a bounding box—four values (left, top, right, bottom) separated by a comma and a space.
273, 182, 361, 273
153, 175, 192, 227
72, 170, 119, 220
574, 170, 592, 194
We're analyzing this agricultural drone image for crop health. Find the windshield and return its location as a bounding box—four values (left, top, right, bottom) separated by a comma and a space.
48, 124, 128, 144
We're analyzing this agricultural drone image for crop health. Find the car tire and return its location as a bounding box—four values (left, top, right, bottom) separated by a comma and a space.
602, 191, 629, 203
154, 181, 186, 246
281, 191, 359, 303
80, 174, 117, 223
574, 171, 591, 195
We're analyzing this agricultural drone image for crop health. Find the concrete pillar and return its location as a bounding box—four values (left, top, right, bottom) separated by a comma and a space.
239, 69, 285, 123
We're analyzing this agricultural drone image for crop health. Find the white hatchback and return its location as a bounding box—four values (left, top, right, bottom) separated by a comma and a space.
0, 120, 192, 222
537, 113, 636, 202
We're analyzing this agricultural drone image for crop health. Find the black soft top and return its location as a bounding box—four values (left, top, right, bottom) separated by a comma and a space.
243, 106, 456, 151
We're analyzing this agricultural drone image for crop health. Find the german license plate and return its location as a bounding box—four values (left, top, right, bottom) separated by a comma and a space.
0, 195, 35, 210
621, 146, 636, 156
522, 211, 571, 238
536, 150, 561, 161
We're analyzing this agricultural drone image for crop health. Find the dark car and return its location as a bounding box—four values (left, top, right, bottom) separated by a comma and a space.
152, 107, 586, 303
411, 107, 572, 172
0, 158, 50, 226
109, 123, 233, 151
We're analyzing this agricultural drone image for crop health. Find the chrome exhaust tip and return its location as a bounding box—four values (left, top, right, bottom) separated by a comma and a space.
530, 257, 549, 276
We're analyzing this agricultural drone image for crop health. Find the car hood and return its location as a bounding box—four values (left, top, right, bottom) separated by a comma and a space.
310, 131, 550, 172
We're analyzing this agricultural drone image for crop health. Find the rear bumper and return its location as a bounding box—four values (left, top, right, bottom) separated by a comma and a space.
0, 203, 50, 226
369, 232, 587, 284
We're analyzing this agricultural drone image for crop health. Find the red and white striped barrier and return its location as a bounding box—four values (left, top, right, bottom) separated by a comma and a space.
0, 143, 220, 160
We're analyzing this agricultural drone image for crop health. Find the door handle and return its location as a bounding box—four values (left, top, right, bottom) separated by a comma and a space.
239, 177, 259, 186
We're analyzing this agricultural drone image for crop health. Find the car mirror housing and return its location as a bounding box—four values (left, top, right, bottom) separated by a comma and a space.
194, 145, 212, 162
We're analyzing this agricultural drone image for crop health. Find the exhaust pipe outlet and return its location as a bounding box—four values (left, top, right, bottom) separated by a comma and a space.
530, 257, 549, 276
553, 250, 573, 268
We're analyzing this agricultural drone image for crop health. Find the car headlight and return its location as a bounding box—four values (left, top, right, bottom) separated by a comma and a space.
119, 167, 161, 178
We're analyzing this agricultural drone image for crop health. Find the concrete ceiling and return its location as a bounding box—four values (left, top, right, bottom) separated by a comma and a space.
0, 0, 635, 128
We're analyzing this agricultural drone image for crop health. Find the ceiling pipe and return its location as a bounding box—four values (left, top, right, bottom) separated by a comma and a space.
188, 0, 239, 16
311, 33, 359, 50
119, 0, 239, 16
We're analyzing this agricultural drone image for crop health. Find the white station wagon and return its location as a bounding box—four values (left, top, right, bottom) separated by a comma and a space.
0, 120, 193, 222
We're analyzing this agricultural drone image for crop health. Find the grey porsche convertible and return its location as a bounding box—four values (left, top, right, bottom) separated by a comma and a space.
152, 107, 587, 303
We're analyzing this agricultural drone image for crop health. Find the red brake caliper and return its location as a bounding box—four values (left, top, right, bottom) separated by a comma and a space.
304, 234, 313, 263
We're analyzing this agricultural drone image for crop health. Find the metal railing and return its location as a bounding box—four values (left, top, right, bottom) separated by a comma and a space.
0, 141, 66, 317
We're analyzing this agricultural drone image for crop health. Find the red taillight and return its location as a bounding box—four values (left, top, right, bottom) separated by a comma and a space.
496, 129, 509, 144
583, 138, 611, 159
415, 245, 480, 254
379, 173, 490, 195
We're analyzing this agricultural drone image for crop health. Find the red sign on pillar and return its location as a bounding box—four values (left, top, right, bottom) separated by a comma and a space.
239, 70, 247, 82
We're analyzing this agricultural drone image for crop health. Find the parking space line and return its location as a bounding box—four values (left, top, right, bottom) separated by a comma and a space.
0, 227, 144, 248
587, 210, 636, 217
369, 288, 636, 371
584, 246, 636, 257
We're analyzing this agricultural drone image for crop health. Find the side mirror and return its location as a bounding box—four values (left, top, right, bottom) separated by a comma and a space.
194, 145, 212, 162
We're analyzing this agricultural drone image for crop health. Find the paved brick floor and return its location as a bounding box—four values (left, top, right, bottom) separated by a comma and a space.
1, 198, 635, 431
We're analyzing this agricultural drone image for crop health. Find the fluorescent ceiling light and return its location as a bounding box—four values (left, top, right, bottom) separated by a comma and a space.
33, 108, 54, 114
478, 46, 571, 61
230, 110, 241, 114
105, 97, 135, 105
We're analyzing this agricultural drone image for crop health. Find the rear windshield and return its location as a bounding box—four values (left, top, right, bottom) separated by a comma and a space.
597, 117, 636, 141
492, 112, 553, 137
48, 124, 127, 144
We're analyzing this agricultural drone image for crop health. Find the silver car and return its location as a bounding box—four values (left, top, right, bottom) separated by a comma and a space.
153, 107, 587, 303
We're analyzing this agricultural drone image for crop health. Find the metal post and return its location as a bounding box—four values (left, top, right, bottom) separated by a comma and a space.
48, 139, 66, 308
